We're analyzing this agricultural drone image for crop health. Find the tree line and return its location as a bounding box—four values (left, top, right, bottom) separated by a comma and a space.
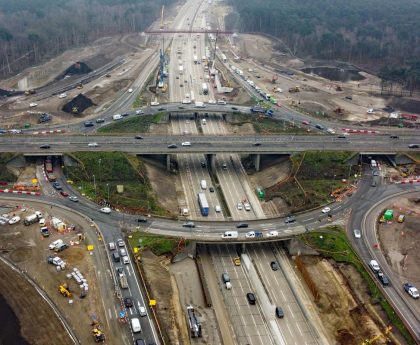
0, 0, 173, 79
225, 0, 420, 90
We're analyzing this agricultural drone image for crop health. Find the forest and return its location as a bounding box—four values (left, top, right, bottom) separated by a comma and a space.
226, 0, 420, 89
0, 0, 173, 78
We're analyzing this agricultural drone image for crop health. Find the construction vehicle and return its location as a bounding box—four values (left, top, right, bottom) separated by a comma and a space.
25, 89, 36, 95
233, 257, 241, 266
72, 106, 79, 114
76, 83, 83, 89
58, 284, 72, 298
288, 86, 300, 93
334, 107, 344, 114
271, 75, 278, 84
91, 314, 106, 342
186, 305, 202, 338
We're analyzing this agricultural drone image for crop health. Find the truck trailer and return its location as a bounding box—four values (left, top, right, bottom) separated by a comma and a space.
197, 193, 209, 216
119, 273, 128, 289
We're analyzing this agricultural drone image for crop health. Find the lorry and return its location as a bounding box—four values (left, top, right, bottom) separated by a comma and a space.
200, 180, 207, 189
51, 217, 66, 231
24, 212, 42, 226
45, 158, 53, 173
47, 173, 57, 182
119, 272, 128, 289
193, 55, 198, 64
201, 83, 208, 95
197, 193, 209, 216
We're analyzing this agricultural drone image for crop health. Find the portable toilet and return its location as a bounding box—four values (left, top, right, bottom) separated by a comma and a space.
384, 209, 394, 221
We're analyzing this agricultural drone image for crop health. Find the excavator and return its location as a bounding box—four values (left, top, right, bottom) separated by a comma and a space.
58, 284, 72, 298
91, 314, 106, 342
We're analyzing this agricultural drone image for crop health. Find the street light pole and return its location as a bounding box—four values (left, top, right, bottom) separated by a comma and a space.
107, 183, 110, 201
93, 174, 96, 199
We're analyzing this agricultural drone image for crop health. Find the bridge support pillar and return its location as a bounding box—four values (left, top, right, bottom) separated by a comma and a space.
208, 154, 216, 172
166, 154, 171, 172
253, 154, 261, 172
241, 243, 246, 253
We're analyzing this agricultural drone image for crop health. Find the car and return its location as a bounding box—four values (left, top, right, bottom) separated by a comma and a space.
369, 259, 380, 272
284, 216, 296, 224
254, 142, 262, 146
128, 88, 133, 93
236, 223, 248, 228
52, 183, 63, 191
135, 110, 144, 115
121, 113, 129, 117
95, 118, 105, 123
69, 196, 79, 202
116, 266, 124, 274
108, 242, 116, 250
215, 205, 221, 212
353, 229, 361, 238
168, 144, 177, 148
302, 120, 310, 125
29, 102, 38, 107
246, 292, 256, 305
244, 203, 251, 211
55, 243, 69, 252
58, 93, 67, 99
389, 135, 399, 139
237, 203, 243, 210
377, 272, 390, 286
408, 144, 419, 148
183, 222, 195, 228
275, 306, 284, 319
8, 216, 21, 225
158, 107, 165, 111
208, 99, 216, 104
40, 144, 51, 149
49, 239, 64, 250
139, 306, 147, 317
122, 256, 130, 264
403, 283, 419, 299
266, 230, 279, 237
222, 164, 227, 170
39, 218, 46, 226
321, 207, 331, 214
117, 239, 125, 247
208, 187, 214, 193
270, 261, 279, 271
231, 107, 238, 111
245, 231, 255, 238
373, 171, 379, 176
84, 121, 94, 127
100, 207, 111, 214
181, 141, 191, 146
135, 135, 143, 140
120, 248, 127, 256
60, 191, 69, 197
315, 124, 325, 130
345, 96, 352, 100
137, 217, 148, 223
151, 101, 159, 106
200, 161, 206, 168
337, 135, 347, 139
124, 297, 134, 308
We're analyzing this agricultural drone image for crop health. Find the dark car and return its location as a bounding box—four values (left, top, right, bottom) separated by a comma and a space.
246, 292, 256, 305
408, 144, 419, 149
200, 161, 207, 168
158, 108, 166, 111
270, 261, 279, 271
52, 183, 63, 191
137, 217, 148, 223
183, 222, 195, 228
40, 144, 51, 149
121, 113, 129, 117
337, 135, 347, 139
275, 306, 284, 318
84, 121, 94, 127
231, 107, 238, 111
95, 118, 105, 123
55, 243, 69, 252
135, 340, 146, 345
135, 135, 144, 140
209, 187, 215, 192
389, 135, 399, 139
124, 297, 134, 308
345, 96, 352, 100
116, 267, 124, 274
60, 191, 69, 197
377, 272, 390, 286
285, 216, 296, 224
236, 223, 248, 228
254, 142, 262, 146
315, 124, 325, 130
168, 144, 177, 148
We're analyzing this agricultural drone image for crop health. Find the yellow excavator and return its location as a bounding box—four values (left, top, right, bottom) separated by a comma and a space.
58, 284, 72, 298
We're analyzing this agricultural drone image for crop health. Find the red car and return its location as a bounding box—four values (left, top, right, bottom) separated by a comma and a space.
302, 120, 310, 125
60, 191, 69, 197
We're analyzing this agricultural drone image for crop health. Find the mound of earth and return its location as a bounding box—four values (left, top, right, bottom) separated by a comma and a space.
62, 93, 95, 114
56, 61, 92, 80
387, 97, 420, 115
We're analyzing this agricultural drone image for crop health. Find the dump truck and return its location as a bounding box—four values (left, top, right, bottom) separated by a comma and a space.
119, 273, 128, 289
24, 212, 42, 226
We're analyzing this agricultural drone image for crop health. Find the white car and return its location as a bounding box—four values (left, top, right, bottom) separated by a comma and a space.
353, 229, 361, 238
29, 102, 38, 107
69, 196, 79, 202
181, 141, 191, 146
128, 88, 133, 93
182, 99, 191, 104
49, 239, 64, 250
245, 231, 255, 238
139, 306, 147, 317
237, 203, 243, 210
367, 108, 374, 114
321, 207, 331, 214
244, 203, 251, 211
39, 218, 46, 226
215, 205, 221, 213
151, 101, 160, 106
58, 93, 67, 99
117, 239, 125, 247
8, 216, 21, 225
327, 128, 336, 134
135, 110, 144, 115
369, 259, 380, 272
266, 230, 279, 237
88, 142, 98, 147
100, 207, 111, 214
122, 256, 130, 264
208, 99, 216, 104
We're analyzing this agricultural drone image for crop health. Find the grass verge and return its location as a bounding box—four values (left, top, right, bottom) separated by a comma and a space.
97, 113, 166, 133
128, 231, 179, 256
63, 152, 167, 215
301, 226, 415, 345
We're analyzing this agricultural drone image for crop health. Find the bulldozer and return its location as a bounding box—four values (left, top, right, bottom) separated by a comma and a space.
58, 284, 72, 298
92, 327, 105, 342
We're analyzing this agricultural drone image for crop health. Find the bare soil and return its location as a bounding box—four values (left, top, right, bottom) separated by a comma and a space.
302, 257, 393, 345
0, 202, 117, 344
378, 197, 420, 283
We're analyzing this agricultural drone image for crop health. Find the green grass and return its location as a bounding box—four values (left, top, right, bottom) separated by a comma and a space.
128, 231, 179, 256
132, 93, 145, 109
228, 113, 309, 134
0, 153, 19, 182
63, 152, 167, 215
97, 113, 166, 133
301, 227, 415, 345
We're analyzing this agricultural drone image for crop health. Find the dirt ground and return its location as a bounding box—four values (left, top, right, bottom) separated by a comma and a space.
142, 157, 179, 215
0, 202, 112, 344
302, 257, 396, 345
378, 197, 420, 283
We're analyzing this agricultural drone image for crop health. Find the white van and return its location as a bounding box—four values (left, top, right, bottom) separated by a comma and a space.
195, 102, 205, 108
221, 231, 238, 239
201, 118, 207, 125
217, 100, 226, 105
200, 180, 207, 189
113, 114, 123, 121
215, 205, 221, 213
131, 318, 141, 333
